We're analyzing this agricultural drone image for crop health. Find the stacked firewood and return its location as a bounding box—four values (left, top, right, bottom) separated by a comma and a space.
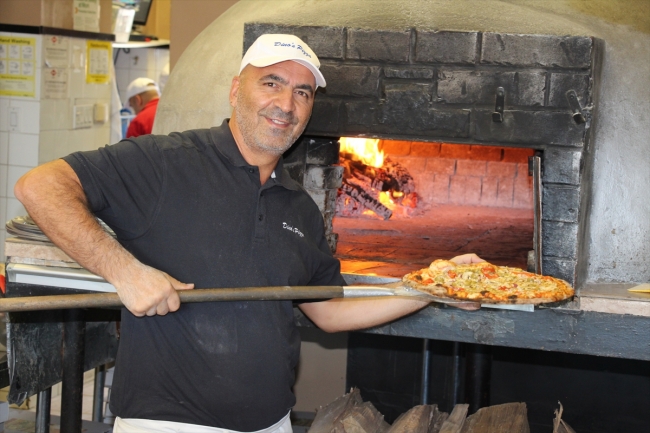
336, 154, 418, 220
307, 388, 575, 432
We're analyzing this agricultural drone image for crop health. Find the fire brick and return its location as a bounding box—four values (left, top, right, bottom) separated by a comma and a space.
381, 140, 412, 156
456, 160, 487, 176
469, 145, 502, 161
543, 185, 581, 223
344, 100, 378, 129
305, 138, 340, 165
425, 158, 456, 175
486, 161, 518, 178
346, 28, 411, 62
449, 176, 481, 205
309, 99, 341, 133
542, 221, 579, 259
243, 23, 345, 59
440, 143, 472, 159
304, 166, 344, 190
480, 33, 592, 69
415, 30, 478, 65
541, 258, 577, 287
502, 148, 534, 163
410, 142, 441, 157
392, 156, 426, 173
548, 73, 591, 108
473, 110, 586, 146
436, 70, 545, 106
543, 149, 582, 185
381, 84, 473, 137
430, 174, 450, 204
480, 177, 499, 207
513, 173, 533, 209
384, 67, 434, 79
319, 64, 381, 97
497, 178, 514, 207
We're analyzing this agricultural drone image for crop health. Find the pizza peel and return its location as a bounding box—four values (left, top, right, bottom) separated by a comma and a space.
0, 279, 481, 312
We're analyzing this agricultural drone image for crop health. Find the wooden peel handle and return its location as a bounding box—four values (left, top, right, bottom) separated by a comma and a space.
0, 286, 346, 312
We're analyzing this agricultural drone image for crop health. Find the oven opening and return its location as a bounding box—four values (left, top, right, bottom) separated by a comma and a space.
333, 139, 536, 278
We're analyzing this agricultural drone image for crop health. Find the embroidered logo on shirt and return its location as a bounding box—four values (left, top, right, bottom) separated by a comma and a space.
282, 222, 304, 238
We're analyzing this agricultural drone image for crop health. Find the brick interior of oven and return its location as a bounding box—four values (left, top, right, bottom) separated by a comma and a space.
334, 140, 535, 278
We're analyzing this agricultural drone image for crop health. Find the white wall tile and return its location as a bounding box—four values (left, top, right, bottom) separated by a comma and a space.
9, 100, 40, 134
0, 165, 7, 199
8, 133, 39, 167
0, 197, 6, 227
68, 69, 85, 99
7, 166, 32, 198
93, 124, 111, 150
0, 132, 8, 164
67, 128, 96, 154
0, 98, 9, 132
6, 197, 26, 220
115, 67, 130, 98
39, 130, 70, 164
40, 99, 71, 131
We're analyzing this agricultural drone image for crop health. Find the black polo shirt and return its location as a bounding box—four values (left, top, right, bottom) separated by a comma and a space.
63, 120, 344, 431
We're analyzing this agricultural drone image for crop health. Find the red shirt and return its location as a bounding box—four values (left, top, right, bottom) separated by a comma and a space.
126, 98, 159, 138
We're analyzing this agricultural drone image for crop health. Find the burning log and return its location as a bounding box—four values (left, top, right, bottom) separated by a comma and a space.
337, 151, 418, 220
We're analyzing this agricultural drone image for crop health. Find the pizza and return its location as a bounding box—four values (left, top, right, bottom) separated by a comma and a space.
403, 260, 574, 304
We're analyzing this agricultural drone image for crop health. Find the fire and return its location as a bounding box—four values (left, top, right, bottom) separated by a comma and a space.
339, 137, 384, 168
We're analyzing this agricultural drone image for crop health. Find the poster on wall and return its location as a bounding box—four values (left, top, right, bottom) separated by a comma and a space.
86, 40, 111, 84
43, 68, 69, 99
44, 35, 70, 68
73, 0, 100, 33
0, 36, 37, 98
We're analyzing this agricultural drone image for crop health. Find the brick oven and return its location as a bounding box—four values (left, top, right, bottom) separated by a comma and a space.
244, 23, 603, 290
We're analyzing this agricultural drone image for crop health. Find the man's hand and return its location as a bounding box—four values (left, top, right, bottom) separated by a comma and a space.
111, 263, 194, 317
450, 253, 485, 264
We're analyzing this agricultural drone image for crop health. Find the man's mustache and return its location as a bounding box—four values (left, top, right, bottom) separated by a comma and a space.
261, 108, 298, 126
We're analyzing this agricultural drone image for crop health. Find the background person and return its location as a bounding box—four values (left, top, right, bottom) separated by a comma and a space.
124, 77, 160, 138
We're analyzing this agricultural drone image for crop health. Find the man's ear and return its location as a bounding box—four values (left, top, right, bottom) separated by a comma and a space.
229, 76, 240, 108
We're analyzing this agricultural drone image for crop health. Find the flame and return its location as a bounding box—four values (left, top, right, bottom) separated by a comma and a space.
378, 191, 396, 210
339, 137, 384, 168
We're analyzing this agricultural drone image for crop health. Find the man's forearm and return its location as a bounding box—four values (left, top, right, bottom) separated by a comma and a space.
298, 297, 429, 333
14, 159, 193, 316
14, 159, 139, 283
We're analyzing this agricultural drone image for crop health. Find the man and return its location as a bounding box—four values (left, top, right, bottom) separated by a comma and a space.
15, 34, 480, 433
124, 77, 160, 138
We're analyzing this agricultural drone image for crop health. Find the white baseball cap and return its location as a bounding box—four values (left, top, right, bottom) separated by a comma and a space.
240, 34, 326, 88
125, 77, 160, 104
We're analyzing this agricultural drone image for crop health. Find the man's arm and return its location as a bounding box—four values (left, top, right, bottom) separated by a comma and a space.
299, 253, 484, 333
14, 159, 193, 316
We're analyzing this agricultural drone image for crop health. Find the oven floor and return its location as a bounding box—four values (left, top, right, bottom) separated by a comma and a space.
334, 204, 534, 278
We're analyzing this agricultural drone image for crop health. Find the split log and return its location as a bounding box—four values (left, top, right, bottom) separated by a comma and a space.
309, 388, 364, 433
340, 182, 393, 220
552, 402, 576, 433
459, 402, 529, 433
439, 404, 469, 433
387, 404, 449, 433
340, 401, 390, 433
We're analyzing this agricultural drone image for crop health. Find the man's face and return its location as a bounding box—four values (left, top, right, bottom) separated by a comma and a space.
230, 61, 316, 156
129, 95, 144, 114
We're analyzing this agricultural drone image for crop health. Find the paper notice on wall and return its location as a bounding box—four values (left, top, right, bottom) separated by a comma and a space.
43, 68, 69, 99
73, 0, 101, 33
0, 36, 37, 97
86, 40, 111, 84
44, 35, 70, 68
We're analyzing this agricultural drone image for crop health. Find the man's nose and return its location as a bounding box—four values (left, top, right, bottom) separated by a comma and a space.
274, 88, 296, 113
